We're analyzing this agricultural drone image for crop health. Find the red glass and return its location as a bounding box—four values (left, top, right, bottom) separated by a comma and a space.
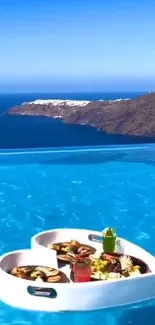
70, 261, 75, 273
74, 260, 91, 282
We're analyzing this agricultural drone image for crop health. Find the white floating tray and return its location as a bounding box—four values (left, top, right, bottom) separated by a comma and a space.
0, 229, 155, 312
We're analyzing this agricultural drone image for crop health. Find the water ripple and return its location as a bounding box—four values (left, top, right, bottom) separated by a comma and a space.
1, 159, 155, 324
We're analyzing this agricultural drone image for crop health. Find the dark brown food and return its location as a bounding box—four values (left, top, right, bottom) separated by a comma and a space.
122, 270, 130, 277
70, 245, 78, 253
107, 259, 121, 273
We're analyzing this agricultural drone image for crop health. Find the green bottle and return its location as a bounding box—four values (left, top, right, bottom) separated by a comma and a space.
102, 227, 116, 253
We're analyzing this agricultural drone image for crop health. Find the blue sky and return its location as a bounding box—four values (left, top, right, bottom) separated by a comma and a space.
0, 0, 155, 92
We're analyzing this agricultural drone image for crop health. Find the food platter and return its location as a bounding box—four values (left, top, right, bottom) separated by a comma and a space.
0, 227, 155, 312
47, 240, 96, 263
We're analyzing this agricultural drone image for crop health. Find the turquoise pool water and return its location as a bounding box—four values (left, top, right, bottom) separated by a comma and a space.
1, 144, 155, 324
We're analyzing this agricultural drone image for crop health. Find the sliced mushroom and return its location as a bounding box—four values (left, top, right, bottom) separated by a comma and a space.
35, 266, 53, 273
47, 244, 60, 251
78, 246, 92, 256
78, 246, 88, 252
66, 252, 76, 260
61, 242, 71, 247
11, 267, 30, 275
47, 275, 61, 283
70, 240, 81, 248
11, 267, 20, 275
46, 270, 60, 277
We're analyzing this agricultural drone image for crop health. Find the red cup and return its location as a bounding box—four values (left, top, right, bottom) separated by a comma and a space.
70, 261, 75, 272
74, 260, 91, 282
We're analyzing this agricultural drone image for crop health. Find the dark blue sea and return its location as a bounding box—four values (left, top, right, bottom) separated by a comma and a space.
0, 91, 154, 149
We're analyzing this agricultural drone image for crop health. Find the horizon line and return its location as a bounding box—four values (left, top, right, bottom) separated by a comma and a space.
0, 90, 149, 95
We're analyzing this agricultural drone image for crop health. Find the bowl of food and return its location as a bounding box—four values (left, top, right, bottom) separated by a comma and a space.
90, 252, 150, 281
31, 228, 99, 263
0, 249, 69, 284
48, 240, 96, 263
10, 265, 67, 283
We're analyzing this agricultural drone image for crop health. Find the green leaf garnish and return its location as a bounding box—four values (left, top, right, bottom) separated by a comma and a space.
103, 227, 116, 237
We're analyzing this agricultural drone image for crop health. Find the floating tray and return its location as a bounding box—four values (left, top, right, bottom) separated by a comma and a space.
1, 229, 155, 312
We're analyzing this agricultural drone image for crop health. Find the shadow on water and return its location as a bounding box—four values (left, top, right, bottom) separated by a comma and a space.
40, 152, 127, 165
2, 149, 155, 167
40, 150, 155, 167
118, 305, 155, 325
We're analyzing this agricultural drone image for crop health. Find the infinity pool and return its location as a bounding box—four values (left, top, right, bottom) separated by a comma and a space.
1, 144, 155, 325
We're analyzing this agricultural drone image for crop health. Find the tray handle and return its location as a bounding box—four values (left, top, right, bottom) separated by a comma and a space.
88, 234, 102, 243
88, 235, 124, 251
27, 286, 57, 299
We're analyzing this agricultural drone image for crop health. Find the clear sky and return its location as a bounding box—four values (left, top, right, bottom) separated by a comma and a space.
0, 0, 155, 92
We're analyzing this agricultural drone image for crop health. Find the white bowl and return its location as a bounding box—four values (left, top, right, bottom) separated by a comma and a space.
31, 228, 105, 258
31, 227, 150, 259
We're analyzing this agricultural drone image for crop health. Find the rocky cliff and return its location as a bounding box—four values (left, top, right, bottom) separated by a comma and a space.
8, 92, 155, 136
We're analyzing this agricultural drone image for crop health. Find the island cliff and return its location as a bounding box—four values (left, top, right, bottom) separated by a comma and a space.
8, 92, 155, 137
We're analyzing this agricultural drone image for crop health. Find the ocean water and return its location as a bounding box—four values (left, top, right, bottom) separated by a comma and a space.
0, 92, 155, 149
1, 145, 155, 325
